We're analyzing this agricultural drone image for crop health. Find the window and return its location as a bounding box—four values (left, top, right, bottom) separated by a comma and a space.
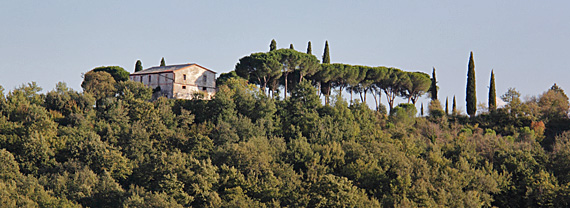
203, 75, 207, 83
182, 86, 186, 89
139, 76, 142, 83
183, 74, 186, 80
203, 87, 207, 91
148, 75, 151, 82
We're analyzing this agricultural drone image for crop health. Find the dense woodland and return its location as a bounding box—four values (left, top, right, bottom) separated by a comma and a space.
2, 40, 570, 207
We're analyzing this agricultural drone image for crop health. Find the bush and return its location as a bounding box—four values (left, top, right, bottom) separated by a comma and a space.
390, 103, 417, 125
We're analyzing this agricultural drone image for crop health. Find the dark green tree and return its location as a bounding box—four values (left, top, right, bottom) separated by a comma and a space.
428, 100, 445, 118
466, 51, 477, 117
538, 84, 569, 121
92, 66, 130, 82
271, 49, 319, 99
160, 57, 166, 66
135, 60, 143, 72
322, 40, 330, 64
284, 79, 321, 138
289, 44, 295, 50
445, 97, 449, 115
421, 103, 424, 116
377, 67, 407, 111
216, 71, 242, 86
270, 39, 277, 51
235, 52, 281, 95
307, 41, 312, 55
452, 95, 457, 116
81, 71, 117, 108
400, 71, 431, 104
429, 67, 438, 100
313, 63, 340, 105
489, 70, 496, 111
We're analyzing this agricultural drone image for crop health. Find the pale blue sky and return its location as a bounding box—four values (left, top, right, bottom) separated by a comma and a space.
1, 1, 569, 112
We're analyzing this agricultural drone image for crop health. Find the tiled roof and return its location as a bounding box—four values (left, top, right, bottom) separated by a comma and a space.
131, 63, 216, 75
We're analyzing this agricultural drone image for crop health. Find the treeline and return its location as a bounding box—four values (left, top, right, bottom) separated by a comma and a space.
2, 41, 570, 207
232, 40, 431, 111
2, 74, 570, 207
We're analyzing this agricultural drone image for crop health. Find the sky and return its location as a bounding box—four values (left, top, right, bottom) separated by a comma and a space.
1, 1, 569, 113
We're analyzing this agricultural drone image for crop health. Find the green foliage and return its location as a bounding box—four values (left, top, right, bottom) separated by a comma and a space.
116, 80, 152, 101
489, 70, 497, 111
235, 52, 282, 96
400, 71, 431, 104
453, 95, 458, 116
269, 39, 277, 51
501, 87, 523, 117
539, 84, 569, 121
216, 71, 241, 86
135, 60, 143, 72
322, 40, 330, 64
4, 65, 570, 207
237, 49, 320, 99
160, 57, 166, 66
466, 51, 477, 117
283, 80, 321, 139
92, 66, 130, 82
429, 67, 438, 100
390, 103, 417, 126
445, 97, 449, 115
306, 41, 312, 54
82, 71, 117, 103
428, 99, 444, 118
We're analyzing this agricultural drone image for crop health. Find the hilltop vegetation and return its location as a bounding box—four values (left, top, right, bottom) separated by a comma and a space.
2, 42, 570, 207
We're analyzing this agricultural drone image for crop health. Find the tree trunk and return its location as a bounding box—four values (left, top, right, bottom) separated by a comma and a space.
385, 89, 395, 113
378, 91, 382, 110
260, 77, 266, 95
284, 73, 288, 99
372, 92, 378, 111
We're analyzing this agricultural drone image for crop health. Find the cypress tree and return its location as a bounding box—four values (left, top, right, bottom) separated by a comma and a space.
307, 41, 312, 54
421, 103, 424, 116
445, 97, 449, 115
289, 44, 294, 50
466, 51, 477, 117
322, 40, 330, 64
135, 60, 143, 72
430, 67, 438, 100
452, 95, 457, 116
270, 39, 277, 51
160, 57, 166, 66
489, 70, 496, 111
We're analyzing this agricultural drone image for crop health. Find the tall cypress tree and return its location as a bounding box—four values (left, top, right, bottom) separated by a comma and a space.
135, 60, 143, 72
421, 103, 424, 116
430, 67, 438, 100
307, 41, 312, 54
270, 39, 277, 51
445, 97, 449, 115
489, 70, 496, 111
322, 40, 330, 64
289, 44, 295, 50
453, 96, 457, 116
160, 57, 166, 66
466, 51, 477, 117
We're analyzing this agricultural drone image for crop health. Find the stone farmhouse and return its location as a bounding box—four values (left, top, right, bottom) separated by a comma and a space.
129, 63, 216, 99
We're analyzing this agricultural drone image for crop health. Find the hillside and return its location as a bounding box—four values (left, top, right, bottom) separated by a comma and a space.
1, 73, 570, 207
